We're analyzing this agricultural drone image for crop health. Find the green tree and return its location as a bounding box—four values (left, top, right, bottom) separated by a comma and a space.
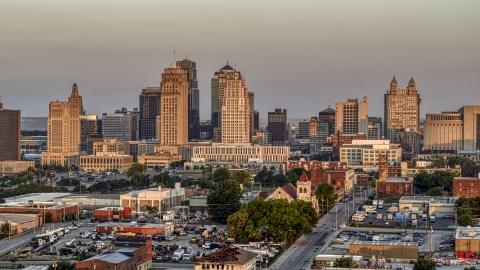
428, 187, 444, 196
73, 184, 87, 193
412, 258, 436, 270
207, 180, 242, 223
0, 222, 10, 235
145, 205, 158, 215
212, 167, 231, 182
226, 212, 249, 242
315, 183, 338, 213
464, 267, 477, 270
45, 212, 52, 222
126, 163, 147, 182
231, 171, 253, 187
430, 155, 479, 177
47, 260, 75, 270
333, 257, 358, 268
185, 165, 190, 170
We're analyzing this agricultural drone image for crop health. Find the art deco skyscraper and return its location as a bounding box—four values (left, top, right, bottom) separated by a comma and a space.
384, 76, 421, 142
221, 71, 250, 144
0, 102, 21, 161
158, 66, 188, 146
41, 85, 81, 166
177, 57, 200, 141
211, 63, 238, 129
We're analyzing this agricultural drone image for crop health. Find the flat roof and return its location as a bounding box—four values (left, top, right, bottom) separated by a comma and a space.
5, 193, 72, 203
0, 213, 38, 224
454, 177, 480, 181
84, 252, 131, 263
56, 194, 120, 199
400, 196, 457, 204
96, 222, 173, 228
456, 226, 480, 239
350, 241, 419, 246
386, 177, 413, 183
97, 207, 124, 211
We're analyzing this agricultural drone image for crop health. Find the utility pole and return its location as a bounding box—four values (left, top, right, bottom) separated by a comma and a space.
336, 205, 338, 231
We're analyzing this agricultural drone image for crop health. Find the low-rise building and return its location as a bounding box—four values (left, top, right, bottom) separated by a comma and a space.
453, 177, 480, 198
95, 222, 174, 236
399, 196, 457, 217
93, 206, 131, 222
340, 140, 402, 165
455, 226, 480, 254
313, 255, 363, 269
355, 173, 371, 187
76, 236, 152, 270
0, 213, 41, 235
0, 201, 82, 223
0, 161, 35, 174
349, 242, 418, 260
327, 132, 367, 154
79, 153, 133, 173
192, 143, 289, 163
184, 186, 211, 197
195, 246, 257, 270
137, 151, 182, 170
282, 160, 348, 173
376, 177, 414, 198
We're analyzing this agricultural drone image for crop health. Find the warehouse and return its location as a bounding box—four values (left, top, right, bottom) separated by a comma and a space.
350, 242, 418, 260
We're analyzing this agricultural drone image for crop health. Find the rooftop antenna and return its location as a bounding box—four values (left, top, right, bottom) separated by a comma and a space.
174, 50, 176, 67
328, 98, 330, 108
185, 53, 187, 59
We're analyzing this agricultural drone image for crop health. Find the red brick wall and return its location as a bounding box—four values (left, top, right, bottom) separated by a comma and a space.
0, 204, 83, 223
376, 181, 413, 198
93, 207, 130, 222
96, 225, 168, 236
453, 179, 480, 197
356, 174, 370, 186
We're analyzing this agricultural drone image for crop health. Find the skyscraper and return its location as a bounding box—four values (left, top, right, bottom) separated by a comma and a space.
459, 105, 480, 152
335, 97, 368, 135
139, 87, 161, 140
41, 85, 81, 166
159, 66, 188, 146
211, 63, 238, 129
384, 76, 421, 142
0, 102, 21, 161
368, 117, 382, 140
248, 92, 255, 141
80, 115, 98, 154
309, 117, 329, 155
267, 109, 287, 145
319, 106, 335, 136
102, 108, 139, 142
177, 57, 200, 141
221, 71, 250, 144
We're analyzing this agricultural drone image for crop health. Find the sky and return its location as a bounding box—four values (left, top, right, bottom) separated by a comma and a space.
1, 0, 479, 124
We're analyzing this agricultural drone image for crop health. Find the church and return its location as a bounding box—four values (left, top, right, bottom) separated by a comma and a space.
266, 172, 320, 214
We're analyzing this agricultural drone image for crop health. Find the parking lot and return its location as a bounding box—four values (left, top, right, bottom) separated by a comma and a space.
351, 205, 456, 230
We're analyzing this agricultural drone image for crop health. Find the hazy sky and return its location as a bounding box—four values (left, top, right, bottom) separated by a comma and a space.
1, 1, 479, 123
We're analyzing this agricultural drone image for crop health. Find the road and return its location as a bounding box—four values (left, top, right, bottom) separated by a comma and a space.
271, 193, 363, 270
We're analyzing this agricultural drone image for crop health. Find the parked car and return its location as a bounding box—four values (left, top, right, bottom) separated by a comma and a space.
165, 236, 174, 241
107, 234, 115, 240
99, 233, 108, 240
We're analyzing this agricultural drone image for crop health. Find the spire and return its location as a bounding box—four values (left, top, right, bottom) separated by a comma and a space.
298, 172, 309, 182
409, 76, 415, 83
391, 75, 397, 83
72, 83, 78, 95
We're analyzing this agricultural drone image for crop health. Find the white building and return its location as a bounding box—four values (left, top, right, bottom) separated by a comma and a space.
340, 140, 402, 165
192, 143, 289, 163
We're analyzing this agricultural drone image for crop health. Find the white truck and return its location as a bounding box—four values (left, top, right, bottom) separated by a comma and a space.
387, 214, 393, 220
430, 216, 436, 223
378, 200, 384, 209
373, 200, 378, 207
376, 214, 383, 220
182, 251, 194, 261
172, 248, 185, 262
352, 215, 365, 222
387, 207, 398, 213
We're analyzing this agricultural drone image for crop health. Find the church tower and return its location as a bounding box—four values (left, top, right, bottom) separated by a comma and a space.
296, 172, 312, 201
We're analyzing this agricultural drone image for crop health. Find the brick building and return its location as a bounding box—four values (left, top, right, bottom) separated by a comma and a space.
355, 173, 371, 187
453, 177, 480, 198
0, 202, 82, 223
0, 102, 21, 161
195, 246, 257, 270
76, 236, 152, 270
310, 169, 355, 197
281, 160, 347, 174
376, 178, 414, 198
95, 222, 174, 236
93, 207, 131, 222
327, 131, 367, 154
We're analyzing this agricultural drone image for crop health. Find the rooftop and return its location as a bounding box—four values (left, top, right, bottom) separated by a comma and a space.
96, 222, 173, 229
197, 246, 258, 265
399, 196, 457, 204
456, 226, 480, 239
454, 177, 480, 181
84, 252, 131, 264
350, 241, 419, 246
96, 207, 124, 211
5, 193, 71, 203
0, 213, 38, 224
385, 177, 413, 183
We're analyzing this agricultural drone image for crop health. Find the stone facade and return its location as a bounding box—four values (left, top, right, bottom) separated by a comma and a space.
335, 97, 368, 135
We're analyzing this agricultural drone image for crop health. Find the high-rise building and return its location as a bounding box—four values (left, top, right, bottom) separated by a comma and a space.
0, 102, 21, 161
139, 87, 161, 140
41, 85, 81, 166
368, 117, 382, 140
102, 108, 139, 142
268, 108, 287, 145
335, 97, 368, 135
211, 63, 238, 129
384, 76, 421, 142
253, 110, 259, 131
221, 71, 250, 144
177, 58, 200, 141
319, 106, 335, 136
309, 117, 330, 155
459, 105, 480, 152
80, 115, 98, 154
298, 120, 310, 140
248, 92, 255, 141
200, 120, 213, 141
159, 66, 188, 146
423, 112, 463, 151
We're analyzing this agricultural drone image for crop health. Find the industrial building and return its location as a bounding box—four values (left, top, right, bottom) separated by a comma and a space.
399, 196, 456, 218
350, 242, 418, 260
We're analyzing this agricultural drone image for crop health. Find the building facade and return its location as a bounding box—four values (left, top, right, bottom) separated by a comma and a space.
340, 140, 402, 165
327, 132, 367, 154
0, 102, 21, 161
384, 77, 421, 142
459, 105, 480, 152
453, 177, 480, 198
423, 112, 463, 151
41, 85, 81, 167
309, 117, 330, 155
335, 96, 368, 135
139, 87, 161, 141
376, 177, 414, 198
120, 184, 185, 215
80, 115, 99, 154
319, 106, 335, 136
102, 108, 139, 142
159, 66, 188, 146
192, 143, 289, 163
368, 117, 382, 140
79, 154, 133, 173
268, 108, 287, 145
211, 63, 238, 129
177, 58, 200, 141
298, 120, 310, 140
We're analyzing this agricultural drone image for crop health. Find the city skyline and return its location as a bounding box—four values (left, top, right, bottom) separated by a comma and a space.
1, 1, 479, 120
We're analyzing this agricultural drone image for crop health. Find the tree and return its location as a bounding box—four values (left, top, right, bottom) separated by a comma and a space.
231, 171, 253, 187
428, 187, 444, 196
212, 167, 231, 182
126, 163, 147, 182
430, 156, 480, 177
464, 267, 477, 270
0, 222, 10, 235
73, 184, 87, 193
145, 205, 158, 215
315, 183, 338, 213
207, 180, 242, 223
226, 212, 249, 242
333, 257, 358, 268
414, 170, 459, 194
412, 258, 436, 270
45, 212, 52, 223
47, 260, 75, 270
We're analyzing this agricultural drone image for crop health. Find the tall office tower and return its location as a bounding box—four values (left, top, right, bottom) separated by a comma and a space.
335, 97, 368, 135
319, 106, 335, 136
0, 102, 21, 161
267, 108, 287, 145
423, 112, 463, 151
159, 66, 188, 146
309, 117, 330, 155
384, 76, 421, 142
298, 120, 310, 140
368, 117, 383, 140
80, 115, 98, 154
102, 108, 139, 142
68, 83, 84, 115
221, 71, 250, 144
254, 110, 259, 131
177, 57, 200, 141
459, 105, 480, 151
41, 86, 81, 166
139, 87, 161, 140
248, 92, 255, 141
211, 63, 238, 129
